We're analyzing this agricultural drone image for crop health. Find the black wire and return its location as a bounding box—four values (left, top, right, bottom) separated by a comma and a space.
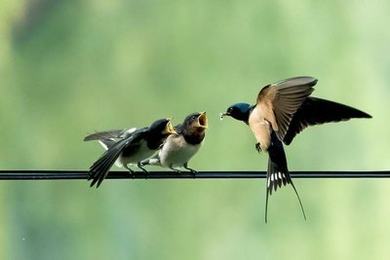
0, 170, 389, 180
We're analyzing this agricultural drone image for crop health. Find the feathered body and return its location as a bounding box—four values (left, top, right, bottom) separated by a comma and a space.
142, 112, 208, 172
221, 76, 372, 222
84, 119, 176, 187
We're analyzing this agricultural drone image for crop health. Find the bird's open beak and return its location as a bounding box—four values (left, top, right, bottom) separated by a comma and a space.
197, 112, 208, 129
164, 120, 177, 135
219, 112, 230, 120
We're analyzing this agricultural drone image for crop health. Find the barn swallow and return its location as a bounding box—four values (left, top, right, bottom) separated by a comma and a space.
84, 118, 177, 188
221, 76, 372, 222
141, 112, 208, 173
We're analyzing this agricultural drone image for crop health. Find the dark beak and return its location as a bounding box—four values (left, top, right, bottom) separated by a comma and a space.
219, 112, 230, 120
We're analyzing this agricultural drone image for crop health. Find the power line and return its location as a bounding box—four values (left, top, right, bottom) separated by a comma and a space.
0, 170, 389, 180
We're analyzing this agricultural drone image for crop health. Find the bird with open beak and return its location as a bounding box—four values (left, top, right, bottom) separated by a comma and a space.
141, 112, 208, 173
221, 76, 372, 222
84, 118, 177, 188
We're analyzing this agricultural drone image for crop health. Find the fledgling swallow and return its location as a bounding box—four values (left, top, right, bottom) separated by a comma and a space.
141, 112, 208, 173
221, 76, 372, 222
84, 118, 177, 188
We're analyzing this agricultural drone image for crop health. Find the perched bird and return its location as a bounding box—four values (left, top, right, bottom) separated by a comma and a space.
84, 118, 177, 188
141, 112, 208, 173
220, 76, 372, 222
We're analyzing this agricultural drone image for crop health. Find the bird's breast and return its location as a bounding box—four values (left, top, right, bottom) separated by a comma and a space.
248, 107, 272, 151
159, 135, 201, 167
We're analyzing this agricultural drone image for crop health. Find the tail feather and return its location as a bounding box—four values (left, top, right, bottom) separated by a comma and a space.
89, 138, 129, 188
87, 127, 148, 187
265, 132, 306, 223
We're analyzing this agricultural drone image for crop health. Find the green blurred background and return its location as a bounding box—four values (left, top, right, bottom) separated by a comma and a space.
0, 0, 389, 259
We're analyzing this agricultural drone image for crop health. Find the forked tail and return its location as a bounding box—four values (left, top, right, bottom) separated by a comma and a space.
265, 132, 306, 223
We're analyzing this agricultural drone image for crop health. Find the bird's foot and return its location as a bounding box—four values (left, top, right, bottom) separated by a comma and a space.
124, 165, 135, 179
184, 163, 197, 178
169, 165, 182, 174
137, 162, 149, 179
255, 143, 262, 153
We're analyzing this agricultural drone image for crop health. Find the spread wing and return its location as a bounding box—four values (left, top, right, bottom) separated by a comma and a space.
257, 76, 317, 141
88, 127, 148, 188
84, 128, 137, 142
283, 97, 372, 145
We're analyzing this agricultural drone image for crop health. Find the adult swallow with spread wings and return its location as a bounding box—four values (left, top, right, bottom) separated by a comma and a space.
84, 118, 177, 188
221, 76, 372, 222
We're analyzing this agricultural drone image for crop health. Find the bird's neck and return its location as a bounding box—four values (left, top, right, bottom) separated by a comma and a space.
240, 105, 254, 125
183, 130, 205, 145
174, 124, 205, 145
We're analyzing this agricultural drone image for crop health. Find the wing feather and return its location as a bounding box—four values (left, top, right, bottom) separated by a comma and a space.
283, 97, 372, 145
88, 128, 148, 188
84, 129, 125, 141
257, 76, 317, 141
84, 127, 138, 142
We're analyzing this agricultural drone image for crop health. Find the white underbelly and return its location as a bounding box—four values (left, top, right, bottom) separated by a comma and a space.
159, 135, 201, 167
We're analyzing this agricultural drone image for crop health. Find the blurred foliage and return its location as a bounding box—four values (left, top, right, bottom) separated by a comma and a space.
0, 0, 389, 259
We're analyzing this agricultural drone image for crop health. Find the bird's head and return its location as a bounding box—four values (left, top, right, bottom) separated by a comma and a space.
179, 112, 208, 144
149, 118, 177, 137
220, 103, 252, 123
182, 112, 208, 133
